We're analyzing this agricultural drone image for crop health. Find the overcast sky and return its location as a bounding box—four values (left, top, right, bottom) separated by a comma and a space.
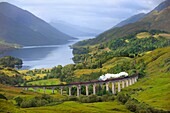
1, 0, 165, 30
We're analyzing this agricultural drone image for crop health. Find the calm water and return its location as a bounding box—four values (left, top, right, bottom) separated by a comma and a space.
2, 36, 93, 69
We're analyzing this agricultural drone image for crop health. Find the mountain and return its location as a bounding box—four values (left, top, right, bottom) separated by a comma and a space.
50, 21, 101, 37
152, 0, 170, 11
76, 0, 170, 45
114, 0, 170, 28
0, 2, 74, 46
114, 13, 146, 28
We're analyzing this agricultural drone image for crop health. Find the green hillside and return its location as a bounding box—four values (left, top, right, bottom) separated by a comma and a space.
123, 47, 170, 110
72, 30, 170, 68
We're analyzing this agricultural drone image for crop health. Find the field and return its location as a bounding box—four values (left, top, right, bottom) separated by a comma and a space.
24, 101, 131, 113
136, 32, 152, 39
154, 33, 170, 39
136, 32, 170, 40
0, 100, 131, 113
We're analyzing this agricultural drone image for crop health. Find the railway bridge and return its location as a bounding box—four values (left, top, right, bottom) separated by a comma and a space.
16, 74, 138, 97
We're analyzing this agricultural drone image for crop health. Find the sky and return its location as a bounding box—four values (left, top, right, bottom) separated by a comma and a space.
1, 0, 165, 31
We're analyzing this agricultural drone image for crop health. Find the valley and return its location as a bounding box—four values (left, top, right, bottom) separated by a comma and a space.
0, 0, 170, 113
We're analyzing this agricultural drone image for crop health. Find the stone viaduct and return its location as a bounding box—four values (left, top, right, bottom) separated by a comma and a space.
16, 74, 138, 97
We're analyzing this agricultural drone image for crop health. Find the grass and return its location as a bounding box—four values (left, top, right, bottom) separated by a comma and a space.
27, 88, 60, 95
25, 101, 131, 113
124, 74, 170, 110
0, 100, 131, 113
136, 32, 170, 39
0, 99, 21, 113
26, 78, 61, 86
136, 32, 152, 39
154, 33, 170, 39
122, 46, 170, 110
0, 68, 20, 77
0, 84, 39, 99
103, 57, 132, 68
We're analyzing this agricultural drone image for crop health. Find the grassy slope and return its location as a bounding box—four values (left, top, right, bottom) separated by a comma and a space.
24, 101, 131, 113
0, 100, 131, 113
123, 47, 170, 110
25, 78, 61, 85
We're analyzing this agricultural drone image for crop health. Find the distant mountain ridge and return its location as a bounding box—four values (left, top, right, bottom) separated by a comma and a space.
152, 0, 170, 11
114, 0, 170, 28
76, 0, 170, 45
0, 2, 74, 46
50, 21, 102, 37
114, 13, 146, 28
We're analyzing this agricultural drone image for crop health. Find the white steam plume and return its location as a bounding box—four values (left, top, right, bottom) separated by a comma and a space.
99, 72, 128, 81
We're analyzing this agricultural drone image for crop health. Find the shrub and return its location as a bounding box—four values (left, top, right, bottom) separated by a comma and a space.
88, 95, 99, 103
107, 95, 115, 101
117, 93, 130, 104
20, 98, 49, 108
14, 96, 23, 106
68, 96, 78, 101
20, 99, 33, 108
19, 94, 61, 108
0, 94, 7, 100
101, 95, 110, 102
136, 103, 151, 113
36, 99, 49, 107
79, 96, 90, 103
136, 103, 170, 113
125, 99, 139, 112
78, 95, 100, 103
41, 94, 53, 103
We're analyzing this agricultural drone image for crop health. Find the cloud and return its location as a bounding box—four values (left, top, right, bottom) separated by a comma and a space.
1, 0, 165, 30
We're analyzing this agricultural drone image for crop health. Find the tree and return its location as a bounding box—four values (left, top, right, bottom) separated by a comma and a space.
0, 56, 23, 69
14, 96, 23, 106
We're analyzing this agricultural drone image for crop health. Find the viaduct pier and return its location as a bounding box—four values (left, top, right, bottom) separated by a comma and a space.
16, 74, 138, 97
